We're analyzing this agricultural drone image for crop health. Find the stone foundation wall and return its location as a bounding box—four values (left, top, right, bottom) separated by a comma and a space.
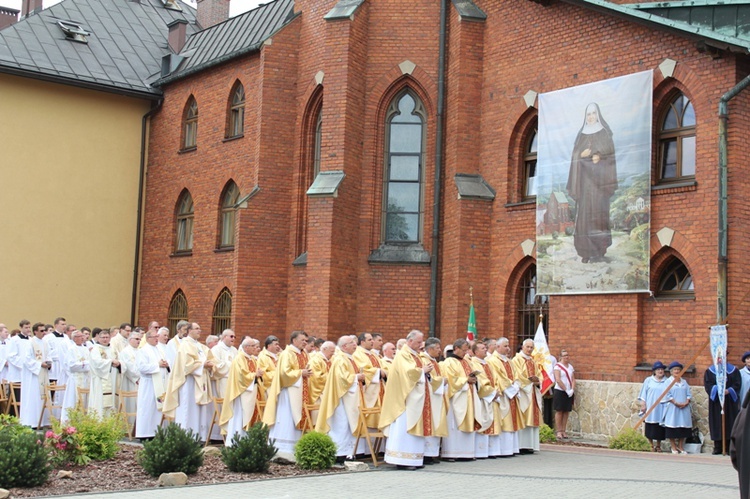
566, 380, 712, 452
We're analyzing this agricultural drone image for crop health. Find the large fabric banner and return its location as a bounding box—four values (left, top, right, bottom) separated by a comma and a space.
536, 71, 652, 295
710, 325, 728, 409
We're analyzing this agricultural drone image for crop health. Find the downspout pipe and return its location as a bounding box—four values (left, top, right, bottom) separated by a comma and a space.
717, 72, 750, 324
429, 0, 447, 337
131, 98, 164, 324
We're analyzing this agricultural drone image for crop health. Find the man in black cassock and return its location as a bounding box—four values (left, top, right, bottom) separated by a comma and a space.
705, 355, 742, 455
731, 393, 749, 499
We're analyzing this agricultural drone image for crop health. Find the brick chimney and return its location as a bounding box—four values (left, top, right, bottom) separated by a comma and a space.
0, 7, 19, 29
196, 0, 230, 29
21, 0, 43, 18
168, 19, 188, 53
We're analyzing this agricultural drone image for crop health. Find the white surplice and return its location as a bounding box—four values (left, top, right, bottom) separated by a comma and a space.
19, 337, 50, 428
136, 344, 169, 438
60, 344, 90, 423
89, 344, 118, 419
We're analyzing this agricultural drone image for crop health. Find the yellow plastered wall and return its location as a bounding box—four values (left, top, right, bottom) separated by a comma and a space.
0, 73, 151, 329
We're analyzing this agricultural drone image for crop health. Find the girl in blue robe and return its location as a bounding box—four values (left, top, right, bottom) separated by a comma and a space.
661, 361, 692, 454
637, 361, 669, 452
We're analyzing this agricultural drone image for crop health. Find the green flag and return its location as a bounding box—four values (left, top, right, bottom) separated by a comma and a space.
467, 302, 477, 341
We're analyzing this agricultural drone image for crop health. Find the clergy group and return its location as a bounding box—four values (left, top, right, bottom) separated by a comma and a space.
0, 319, 546, 469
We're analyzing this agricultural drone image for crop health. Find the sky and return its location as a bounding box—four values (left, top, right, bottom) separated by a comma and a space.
1, 0, 262, 18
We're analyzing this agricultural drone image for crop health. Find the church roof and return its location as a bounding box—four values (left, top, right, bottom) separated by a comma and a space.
0, 0, 198, 99
154, 0, 297, 87
561, 0, 750, 53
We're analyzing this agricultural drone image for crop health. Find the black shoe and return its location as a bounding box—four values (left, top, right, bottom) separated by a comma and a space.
396, 465, 417, 470
423, 457, 435, 465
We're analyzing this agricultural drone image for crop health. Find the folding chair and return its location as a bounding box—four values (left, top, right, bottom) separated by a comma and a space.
117, 388, 138, 440
76, 386, 90, 413
39, 383, 66, 428
8, 382, 21, 418
302, 402, 320, 433
0, 382, 8, 415
205, 396, 225, 447
352, 402, 385, 466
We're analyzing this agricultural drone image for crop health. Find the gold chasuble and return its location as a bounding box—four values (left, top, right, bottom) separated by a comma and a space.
441, 356, 486, 432
353, 346, 383, 427
219, 353, 262, 431
162, 337, 213, 418
315, 351, 360, 434
308, 351, 330, 405
488, 352, 524, 432
473, 358, 501, 435
511, 352, 543, 427
261, 345, 309, 430
379, 346, 430, 437
257, 349, 278, 401
419, 352, 448, 437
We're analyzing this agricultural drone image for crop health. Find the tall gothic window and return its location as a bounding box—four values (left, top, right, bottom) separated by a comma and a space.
167, 290, 188, 337
183, 96, 198, 149
212, 288, 232, 334
175, 190, 194, 253
383, 90, 426, 243
517, 264, 548, 351
227, 82, 245, 138
523, 126, 538, 200
658, 92, 695, 182
219, 181, 239, 248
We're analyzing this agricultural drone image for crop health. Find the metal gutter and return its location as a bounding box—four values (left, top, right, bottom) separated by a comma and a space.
0, 65, 163, 100
131, 98, 164, 325
429, 0, 448, 338
717, 72, 750, 323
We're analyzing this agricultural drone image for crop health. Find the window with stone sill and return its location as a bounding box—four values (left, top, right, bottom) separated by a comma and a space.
382, 89, 426, 245
175, 190, 194, 253
656, 257, 694, 299
218, 181, 239, 249
183, 96, 198, 150
657, 92, 696, 184
227, 82, 245, 139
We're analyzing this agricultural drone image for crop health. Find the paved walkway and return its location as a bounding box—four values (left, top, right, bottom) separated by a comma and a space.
51, 445, 740, 499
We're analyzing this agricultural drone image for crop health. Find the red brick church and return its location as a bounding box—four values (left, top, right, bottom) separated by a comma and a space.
138, 0, 750, 383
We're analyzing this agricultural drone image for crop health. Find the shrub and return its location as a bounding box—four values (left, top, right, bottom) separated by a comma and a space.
45, 421, 90, 467
0, 428, 52, 488
221, 423, 277, 473
0, 414, 34, 439
539, 423, 557, 443
294, 431, 336, 470
138, 423, 204, 477
608, 427, 651, 452
66, 409, 127, 461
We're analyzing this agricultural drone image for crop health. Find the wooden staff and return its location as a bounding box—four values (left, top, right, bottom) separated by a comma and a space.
634, 335, 711, 430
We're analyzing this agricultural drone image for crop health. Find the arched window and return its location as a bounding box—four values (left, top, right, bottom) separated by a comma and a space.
175, 190, 194, 253
383, 90, 426, 243
219, 181, 239, 248
313, 107, 323, 179
183, 96, 198, 149
295, 94, 323, 260
167, 289, 188, 337
658, 92, 695, 182
517, 264, 548, 351
227, 82, 245, 138
212, 288, 232, 334
657, 257, 694, 299
523, 125, 538, 200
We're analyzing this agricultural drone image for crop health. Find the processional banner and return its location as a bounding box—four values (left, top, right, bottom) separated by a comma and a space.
710, 325, 728, 408
536, 71, 652, 295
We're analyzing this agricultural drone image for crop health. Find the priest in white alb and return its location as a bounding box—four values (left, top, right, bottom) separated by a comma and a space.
315, 335, 363, 460
118, 331, 142, 427
20, 322, 52, 428
262, 331, 311, 457
60, 330, 91, 423
162, 322, 214, 441
89, 329, 121, 419
136, 329, 170, 439
512, 338, 542, 453
420, 337, 448, 462
220, 337, 264, 446
379, 330, 433, 470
